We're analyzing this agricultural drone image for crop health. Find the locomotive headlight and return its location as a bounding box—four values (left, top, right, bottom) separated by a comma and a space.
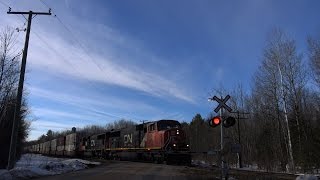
187, 144, 189, 147
173, 144, 176, 147
176, 130, 179, 135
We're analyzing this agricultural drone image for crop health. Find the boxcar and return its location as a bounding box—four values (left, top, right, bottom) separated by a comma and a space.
56, 137, 65, 156
35, 144, 39, 153
65, 133, 77, 156
44, 141, 51, 155
50, 139, 57, 156
39, 143, 43, 154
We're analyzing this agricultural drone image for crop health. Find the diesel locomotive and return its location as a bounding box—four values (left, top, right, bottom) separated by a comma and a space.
26, 120, 191, 164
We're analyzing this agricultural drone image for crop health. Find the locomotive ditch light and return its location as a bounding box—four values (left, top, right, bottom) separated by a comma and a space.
223, 116, 236, 128
173, 144, 176, 147
208, 116, 221, 128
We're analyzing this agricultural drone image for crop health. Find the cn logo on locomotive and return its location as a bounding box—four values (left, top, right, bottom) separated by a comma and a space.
124, 134, 133, 144
90, 140, 95, 147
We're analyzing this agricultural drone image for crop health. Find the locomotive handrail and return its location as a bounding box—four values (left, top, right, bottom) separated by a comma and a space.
164, 136, 173, 151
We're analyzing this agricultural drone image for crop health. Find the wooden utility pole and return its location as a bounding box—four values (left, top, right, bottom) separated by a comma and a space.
7, 8, 51, 170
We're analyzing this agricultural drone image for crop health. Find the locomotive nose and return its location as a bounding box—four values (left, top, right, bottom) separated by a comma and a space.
164, 128, 189, 151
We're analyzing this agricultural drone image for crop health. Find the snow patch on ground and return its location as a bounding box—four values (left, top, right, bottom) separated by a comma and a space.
191, 160, 215, 168
296, 174, 319, 180
0, 154, 101, 180
0, 170, 12, 180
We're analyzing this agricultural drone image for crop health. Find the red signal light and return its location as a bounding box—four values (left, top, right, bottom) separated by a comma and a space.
213, 117, 221, 125
209, 116, 221, 127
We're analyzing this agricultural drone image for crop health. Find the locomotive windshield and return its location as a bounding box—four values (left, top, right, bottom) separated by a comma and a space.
157, 120, 181, 130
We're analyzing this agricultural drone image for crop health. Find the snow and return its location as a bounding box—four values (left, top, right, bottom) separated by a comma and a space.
190, 159, 319, 179
0, 154, 101, 180
296, 174, 319, 180
0, 170, 12, 180
191, 160, 212, 168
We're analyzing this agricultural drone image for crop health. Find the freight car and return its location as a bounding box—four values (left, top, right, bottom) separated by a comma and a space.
26, 119, 191, 165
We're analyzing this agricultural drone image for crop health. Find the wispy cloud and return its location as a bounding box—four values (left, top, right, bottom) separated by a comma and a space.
32, 107, 103, 122
31, 120, 76, 130
29, 119, 84, 140
25, 16, 195, 103
28, 86, 161, 120
0, 1, 195, 103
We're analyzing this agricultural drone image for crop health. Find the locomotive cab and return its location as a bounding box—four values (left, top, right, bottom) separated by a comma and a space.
144, 120, 189, 152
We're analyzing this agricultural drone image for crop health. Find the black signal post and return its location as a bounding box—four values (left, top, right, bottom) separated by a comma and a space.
230, 111, 249, 168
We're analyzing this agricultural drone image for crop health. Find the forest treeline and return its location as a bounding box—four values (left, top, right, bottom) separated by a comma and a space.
185, 30, 320, 172
29, 119, 137, 144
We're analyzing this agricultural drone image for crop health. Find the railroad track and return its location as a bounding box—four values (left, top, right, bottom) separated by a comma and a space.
183, 166, 300, 179
77, 157, 308, 179
227, 168, 299, 180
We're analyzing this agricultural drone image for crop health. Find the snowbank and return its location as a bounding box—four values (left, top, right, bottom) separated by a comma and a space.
0, 154, 101, 180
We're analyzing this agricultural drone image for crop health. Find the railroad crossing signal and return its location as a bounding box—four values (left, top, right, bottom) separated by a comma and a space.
208, 95, 232, 113
207, 95, 234, 179
208, 95, 235, 128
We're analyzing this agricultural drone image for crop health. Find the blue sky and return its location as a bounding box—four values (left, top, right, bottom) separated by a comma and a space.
0, 0, 319, 140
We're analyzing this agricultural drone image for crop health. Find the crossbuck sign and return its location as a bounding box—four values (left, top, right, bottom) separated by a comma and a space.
209, 95, 232, 113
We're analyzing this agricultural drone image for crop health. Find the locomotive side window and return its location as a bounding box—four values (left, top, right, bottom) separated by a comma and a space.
148, 123, 156, 131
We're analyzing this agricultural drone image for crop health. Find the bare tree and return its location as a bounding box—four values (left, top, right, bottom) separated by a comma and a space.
106, 119, 136, 130
308, 37, 320, 87
0, 26, 30, 168
0, 27, 21, 118
251, 29, 305, 171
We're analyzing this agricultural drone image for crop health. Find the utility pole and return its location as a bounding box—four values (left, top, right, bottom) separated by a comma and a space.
7, 8, 51, 170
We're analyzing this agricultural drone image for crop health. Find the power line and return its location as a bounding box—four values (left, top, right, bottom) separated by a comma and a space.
39, 0, 106, 72
31, 30, 134, 120
3, 2, 138, 122
7, 3, 134, 122
37, 1, 141, 121
30, 26, 138, 122
0, 1, 27, 29
32, 31, 75, 68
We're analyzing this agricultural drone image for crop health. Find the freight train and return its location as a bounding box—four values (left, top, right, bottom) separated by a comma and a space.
25, 120, 191, 164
